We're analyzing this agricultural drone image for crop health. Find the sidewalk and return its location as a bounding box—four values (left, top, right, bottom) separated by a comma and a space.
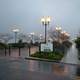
61, 43, 78, 64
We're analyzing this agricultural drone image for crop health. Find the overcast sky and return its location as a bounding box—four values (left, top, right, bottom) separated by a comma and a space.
0, 0, 80, 38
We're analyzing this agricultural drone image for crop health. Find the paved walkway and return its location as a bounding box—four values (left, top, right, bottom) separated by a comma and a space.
61, 43, 80, 79
61, 43, 78, 64
0, 57, 79, 80
0, 57, 78, 80
0, 45, 80, 80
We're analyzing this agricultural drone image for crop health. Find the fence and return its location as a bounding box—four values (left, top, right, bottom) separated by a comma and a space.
0, 45, 39, 58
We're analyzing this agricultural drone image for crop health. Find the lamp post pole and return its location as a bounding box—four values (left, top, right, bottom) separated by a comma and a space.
45, 23, 47, 43
28, 34, 32, 56
41, 16, 51, 43
12, 28, 19, 43
40, 34, 42, 43
15, 32, 17, 43
56, 26, 62, 42
30, 32, 34, 44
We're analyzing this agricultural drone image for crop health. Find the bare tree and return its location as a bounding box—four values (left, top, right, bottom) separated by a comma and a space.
49, 28, 70, 43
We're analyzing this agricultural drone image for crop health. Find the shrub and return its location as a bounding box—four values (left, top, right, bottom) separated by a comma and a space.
0, 42, 8, 49
75, 37, 80, 49
9, 43, 25, 48
30, 51, 64, 61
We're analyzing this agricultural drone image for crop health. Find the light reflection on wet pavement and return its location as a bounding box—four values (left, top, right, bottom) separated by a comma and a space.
61, 43, 79, 65
0, 57, 79, 80
0, 44, 80, 80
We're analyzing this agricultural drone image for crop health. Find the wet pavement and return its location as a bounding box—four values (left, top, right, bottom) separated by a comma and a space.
61, 43, 79, 64
0, 45, 80, 80
0, 57, 80, 80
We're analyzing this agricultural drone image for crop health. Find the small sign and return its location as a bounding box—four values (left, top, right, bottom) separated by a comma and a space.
41, 42, 53, 52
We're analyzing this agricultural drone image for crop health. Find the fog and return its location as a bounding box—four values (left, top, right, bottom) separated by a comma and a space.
0, 0, 80, 38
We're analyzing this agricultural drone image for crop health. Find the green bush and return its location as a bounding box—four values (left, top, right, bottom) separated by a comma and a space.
62, 41, 72, 48
75, 37, 80, 49
0, 42, 8, 49
53, 41, 71, 53
10, 43, 26, 48
30, 51, 64, 61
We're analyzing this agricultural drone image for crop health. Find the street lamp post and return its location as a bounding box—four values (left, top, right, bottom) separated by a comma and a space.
41, 16, 51, 43
39, 34, 43, 52
55, 26, 62, 42
30, 32, 34, 44
28, 34, 33, 56
12, 28, 19, 43
39, 34, 42, 43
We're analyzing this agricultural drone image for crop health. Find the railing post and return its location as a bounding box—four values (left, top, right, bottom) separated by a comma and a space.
5, 47, 7, 56
9, 45, 11, 56
52, 42, 54, 52
29, 44, 31, 56
19, 47, 21, 56
39, 42, 41, 53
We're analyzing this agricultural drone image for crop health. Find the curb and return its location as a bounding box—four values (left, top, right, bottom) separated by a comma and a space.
25, 57, 60, 63
25, 57, 79, 66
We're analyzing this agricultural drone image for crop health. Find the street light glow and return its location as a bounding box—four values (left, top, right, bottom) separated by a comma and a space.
65, 33, 70, 37
61, 31, 70, 37
41, 16, 51, 25
12, 29, 19, 33
12, 27, 20, 43
46, 16, 51, 23
61, 31, 66, 34
41, 17, 45, 24
56, 27, 62, 31
30, 32, 35, 35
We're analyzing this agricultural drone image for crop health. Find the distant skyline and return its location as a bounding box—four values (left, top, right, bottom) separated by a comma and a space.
0, 0, 80, 38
